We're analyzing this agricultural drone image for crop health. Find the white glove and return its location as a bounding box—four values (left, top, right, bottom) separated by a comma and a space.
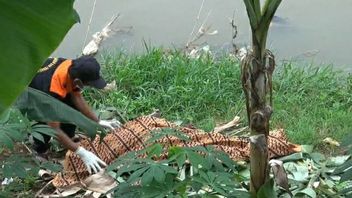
99, 119, 121, 130
75, 147, 107, 174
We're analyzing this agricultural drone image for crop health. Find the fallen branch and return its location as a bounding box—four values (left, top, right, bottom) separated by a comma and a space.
22, 142, 33, 154
213, 116, 240, 133
147, 109, 161, 118
35, 180, 53, 198
225, 126, 249, 137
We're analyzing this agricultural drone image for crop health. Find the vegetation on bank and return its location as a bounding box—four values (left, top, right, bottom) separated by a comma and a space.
85, 49, 352, 147
1, 49, 352, 197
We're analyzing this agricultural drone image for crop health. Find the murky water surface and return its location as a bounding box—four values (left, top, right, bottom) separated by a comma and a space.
54, 0, 352, 70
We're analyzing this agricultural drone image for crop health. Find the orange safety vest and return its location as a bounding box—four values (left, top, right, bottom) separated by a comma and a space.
49, 60, 74, 98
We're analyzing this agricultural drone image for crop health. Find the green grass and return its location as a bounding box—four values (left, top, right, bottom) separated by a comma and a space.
85, 49, 352, 146
273, 63, 352, 145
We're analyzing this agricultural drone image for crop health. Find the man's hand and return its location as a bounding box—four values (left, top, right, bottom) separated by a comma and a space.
75, 147, 107, 174
99, 119, 121, 130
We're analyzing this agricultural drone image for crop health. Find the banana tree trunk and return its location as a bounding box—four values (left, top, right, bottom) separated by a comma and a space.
241, 0, 282, 196
245, 46, 274, 196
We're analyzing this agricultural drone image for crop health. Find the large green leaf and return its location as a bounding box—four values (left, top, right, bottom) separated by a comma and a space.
243, 0, 259, 29
0, 110, 27, 150
0, 0, 79, 115
295, 187, 317, 198
253, 0, 262, 19
15, 87, 102, 138
256, 0, 282, 45
257, 178, 278, 198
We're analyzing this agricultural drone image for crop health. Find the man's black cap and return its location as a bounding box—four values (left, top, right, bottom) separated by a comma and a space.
70, 56, 106, 89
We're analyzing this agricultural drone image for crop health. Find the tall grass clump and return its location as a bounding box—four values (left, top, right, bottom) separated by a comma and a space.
273, 63, 352, 145
86, 49, 352, 146
90, 49, 245, 131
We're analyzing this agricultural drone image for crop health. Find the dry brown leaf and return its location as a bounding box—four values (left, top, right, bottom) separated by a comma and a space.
83, 190, 102, 198
55, 185, 82, 197
82, 171, 117, 194
269, 159, 293, 197
37, 172, 115, 198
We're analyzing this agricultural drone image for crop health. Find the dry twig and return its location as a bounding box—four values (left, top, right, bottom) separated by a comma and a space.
230, 11, 239, 55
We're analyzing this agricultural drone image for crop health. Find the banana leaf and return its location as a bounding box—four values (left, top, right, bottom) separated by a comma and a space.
0, 0, 79, 115
15, 87, 102, 138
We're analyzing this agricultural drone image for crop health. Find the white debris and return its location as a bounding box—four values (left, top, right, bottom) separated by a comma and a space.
103, 80, 116, 92
187, 45, 212, 59
1, 177, 13, 185
237, 47, 248, 61
82, 15, 121, 56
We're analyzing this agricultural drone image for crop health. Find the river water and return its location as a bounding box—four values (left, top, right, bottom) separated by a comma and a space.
54, 0, 352, 71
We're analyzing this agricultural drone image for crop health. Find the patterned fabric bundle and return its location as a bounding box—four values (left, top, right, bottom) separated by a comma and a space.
52, 116, 300, 188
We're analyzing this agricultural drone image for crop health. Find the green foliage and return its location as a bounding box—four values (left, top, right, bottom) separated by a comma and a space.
243, 0, 282, 53
0, 103, 95, 151
332, 141, 352, 196
40, 161, 63, 172
257, 179, 277, 198
16, 88, 103, 138
0, 89, 101, 196
147, 128, 191, 145
0, 0, 79, 115
0, 110, 63, 197
107, 129, 248, 197
0, 177, 38, 198
0, 109, 29, 150
1, 155, 39, 179
168, 146, 238, 172
31, 124, 56, 143
271, 149, 352, 198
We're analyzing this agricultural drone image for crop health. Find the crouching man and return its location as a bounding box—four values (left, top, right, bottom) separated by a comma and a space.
29, 56, 118, 174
